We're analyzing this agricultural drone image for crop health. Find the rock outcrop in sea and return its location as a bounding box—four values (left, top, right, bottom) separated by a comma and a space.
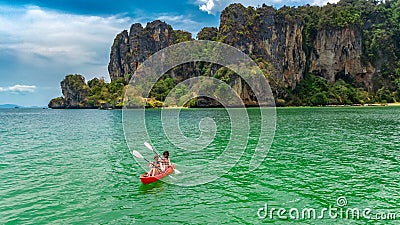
48, 75, 94, 109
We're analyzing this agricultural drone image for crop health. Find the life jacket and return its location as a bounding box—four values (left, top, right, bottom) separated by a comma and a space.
161, 158, 170, 167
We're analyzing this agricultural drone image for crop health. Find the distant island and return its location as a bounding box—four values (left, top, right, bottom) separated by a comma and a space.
0, 104, 22, 109
49, 0, 400, 109
0, 104, 46, 109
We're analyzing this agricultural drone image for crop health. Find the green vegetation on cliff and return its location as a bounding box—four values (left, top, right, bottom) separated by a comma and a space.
87, 77, 125, 107
278, 0, 400, 90
289, 74, 372, 106
48, 75, 125, 109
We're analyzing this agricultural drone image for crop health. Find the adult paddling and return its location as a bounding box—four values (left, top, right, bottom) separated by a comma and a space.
161, 151, 171, 169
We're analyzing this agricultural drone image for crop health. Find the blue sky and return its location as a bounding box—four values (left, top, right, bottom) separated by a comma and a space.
0, 0, 338, 106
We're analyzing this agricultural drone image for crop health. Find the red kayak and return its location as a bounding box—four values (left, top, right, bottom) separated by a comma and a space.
140, 164, 175, 185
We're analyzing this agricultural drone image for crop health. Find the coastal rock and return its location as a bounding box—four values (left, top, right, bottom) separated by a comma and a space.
48, 97, 67, 109
48, 75, 92, 109
310, 26, 374, 90
197, 27, 219, 41
60, 75, 89, 108
108, 30, 130, 83
219, 4, 306, 89
50, 2, 400, 108
105, 2, 399, 106
108, 20, 187, 84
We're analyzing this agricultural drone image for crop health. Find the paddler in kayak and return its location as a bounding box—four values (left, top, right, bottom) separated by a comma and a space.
161, 151, 171, 169
145, 155, 161, 177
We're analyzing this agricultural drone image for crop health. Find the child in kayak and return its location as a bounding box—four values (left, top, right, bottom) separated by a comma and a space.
161, 151, 171, 169
146, 155, 161, 176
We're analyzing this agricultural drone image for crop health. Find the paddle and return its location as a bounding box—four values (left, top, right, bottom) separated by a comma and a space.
132, 150, 149, 162
144, 142, 181, 175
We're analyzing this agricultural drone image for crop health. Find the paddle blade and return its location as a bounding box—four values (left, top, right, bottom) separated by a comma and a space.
132, 150, 144, 159
174, 169, 181, 174
144, 142, 153, 151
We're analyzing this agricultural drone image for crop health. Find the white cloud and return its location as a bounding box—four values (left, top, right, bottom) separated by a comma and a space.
199, 0, 217, 14
0, 5, 131, 68
312, 0, 340, 6
197, 0, 284, 14
0, 85, 36, 93
196, 0, 340, 14
0, 5, 204, 71
158, 15, 187, 22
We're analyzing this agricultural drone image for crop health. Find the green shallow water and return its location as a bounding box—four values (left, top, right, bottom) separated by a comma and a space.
1, 107, 399, 224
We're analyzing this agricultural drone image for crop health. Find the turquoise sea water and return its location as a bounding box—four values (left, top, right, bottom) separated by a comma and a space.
1, 107, 399, 224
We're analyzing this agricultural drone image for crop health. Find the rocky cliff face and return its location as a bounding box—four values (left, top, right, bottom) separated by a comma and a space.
50, 2, 400, 108
310, 26, 374, 90
217, 4, 380, 92
48, 97, 66, 109
61, 75, 89, 106
107, 3, 399, 104
219, 4, 306, 89
108, 20, 192, 84
48, 75, 92, 109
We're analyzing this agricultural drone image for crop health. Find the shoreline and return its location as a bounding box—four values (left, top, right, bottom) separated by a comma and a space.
43, 102, 400, 110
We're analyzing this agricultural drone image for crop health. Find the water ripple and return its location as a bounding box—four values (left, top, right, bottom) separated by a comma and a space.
1, 107, 400, 224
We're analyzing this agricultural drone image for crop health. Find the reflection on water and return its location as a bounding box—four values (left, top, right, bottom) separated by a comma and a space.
138, 181, 166, 195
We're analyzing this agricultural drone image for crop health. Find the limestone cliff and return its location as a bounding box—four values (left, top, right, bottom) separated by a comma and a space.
107, 4, 379, 101
48, 75, 93, 109
108, 1, 400, 103
219, 4, 306, 90
51, 1, 400, 108
108, 20, 192, 84
310, 26, 374, 90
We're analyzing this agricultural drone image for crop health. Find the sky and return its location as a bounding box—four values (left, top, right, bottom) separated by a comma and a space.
0, 0, 339, 106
